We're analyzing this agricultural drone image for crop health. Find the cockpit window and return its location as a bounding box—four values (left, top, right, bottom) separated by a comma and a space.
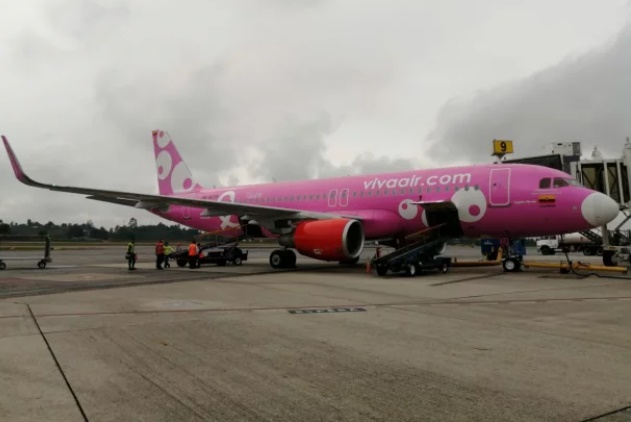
539, 178, 551, 189
553, 178, 569, 188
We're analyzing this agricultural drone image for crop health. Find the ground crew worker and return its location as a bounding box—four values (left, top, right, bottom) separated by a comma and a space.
164, 241, 173, 268
155, 239, 165, 270
126, 240, 136, 271
188, 240, 198, 269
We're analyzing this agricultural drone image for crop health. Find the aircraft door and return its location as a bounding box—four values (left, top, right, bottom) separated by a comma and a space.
489, 168, 511, 207
328, 189, 338, 207
339, 189, 349, 207
181, 205, 191, 220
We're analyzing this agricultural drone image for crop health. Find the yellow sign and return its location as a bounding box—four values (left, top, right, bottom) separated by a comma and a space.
493, 139, 513, 155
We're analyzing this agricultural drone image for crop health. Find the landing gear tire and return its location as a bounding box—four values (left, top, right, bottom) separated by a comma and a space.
269, 249, 297, 269
502, 258, 520, 272
375, 264, 388, 276
603, 250, 617, 267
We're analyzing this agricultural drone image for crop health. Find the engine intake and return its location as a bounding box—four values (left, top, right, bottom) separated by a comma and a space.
279, 218, 365, 261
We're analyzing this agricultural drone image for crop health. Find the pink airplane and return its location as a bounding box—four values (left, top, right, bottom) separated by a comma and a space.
1, 130, 620, 269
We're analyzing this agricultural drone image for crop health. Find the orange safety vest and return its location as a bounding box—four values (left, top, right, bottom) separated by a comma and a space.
188, 244, 197, 256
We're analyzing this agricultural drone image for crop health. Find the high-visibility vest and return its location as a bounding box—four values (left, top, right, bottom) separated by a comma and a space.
164, 246, 173, 255
188, 244, 197, 256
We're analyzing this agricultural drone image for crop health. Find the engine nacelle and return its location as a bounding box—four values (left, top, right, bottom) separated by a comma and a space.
278, 218, 365, 261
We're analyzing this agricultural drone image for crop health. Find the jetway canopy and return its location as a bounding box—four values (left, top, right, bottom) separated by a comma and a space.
504, 154, 564, 171
573, 160, 630, 205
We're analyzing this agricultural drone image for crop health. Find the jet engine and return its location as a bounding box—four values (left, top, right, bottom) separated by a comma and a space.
278, 218, 365, 261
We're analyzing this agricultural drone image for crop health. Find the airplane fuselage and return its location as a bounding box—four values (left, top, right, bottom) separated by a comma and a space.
152, 163, 617, 240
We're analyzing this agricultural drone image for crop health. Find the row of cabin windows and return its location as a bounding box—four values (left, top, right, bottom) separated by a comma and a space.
244, 184, 481, 203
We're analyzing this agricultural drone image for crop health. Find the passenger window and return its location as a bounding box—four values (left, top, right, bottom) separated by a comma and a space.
539, 178, 551, 189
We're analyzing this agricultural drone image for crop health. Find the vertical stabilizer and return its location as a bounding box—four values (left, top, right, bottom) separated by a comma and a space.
152, 130, 202, 195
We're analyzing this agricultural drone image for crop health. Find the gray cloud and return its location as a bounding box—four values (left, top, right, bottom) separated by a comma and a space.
426, 24, 631, 164
250, 113, 416, 182
1, 1, 628, 228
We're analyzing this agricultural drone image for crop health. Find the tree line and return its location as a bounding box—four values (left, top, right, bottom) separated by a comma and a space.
0, 217, 202, 242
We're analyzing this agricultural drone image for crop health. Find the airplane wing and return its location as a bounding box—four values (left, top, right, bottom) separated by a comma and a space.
1, 136, 361, 222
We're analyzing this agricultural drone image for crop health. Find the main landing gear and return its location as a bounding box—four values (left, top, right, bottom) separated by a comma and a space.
269, 249, 297, 269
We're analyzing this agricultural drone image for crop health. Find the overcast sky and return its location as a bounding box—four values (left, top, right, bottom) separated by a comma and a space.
1, 0, 630, 228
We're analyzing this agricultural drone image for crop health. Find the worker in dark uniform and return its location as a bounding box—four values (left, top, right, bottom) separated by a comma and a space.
155, 240, 165, 270
126, 240, 136, 270
196, 243, 203, 268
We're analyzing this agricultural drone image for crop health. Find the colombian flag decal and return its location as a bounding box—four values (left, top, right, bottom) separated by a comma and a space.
538, 194, 556, 204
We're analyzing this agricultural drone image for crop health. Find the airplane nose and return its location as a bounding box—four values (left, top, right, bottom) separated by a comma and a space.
581, 192, 619, 227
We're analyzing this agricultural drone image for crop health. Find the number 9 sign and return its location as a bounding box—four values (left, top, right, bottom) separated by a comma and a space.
493, 139, 514, 155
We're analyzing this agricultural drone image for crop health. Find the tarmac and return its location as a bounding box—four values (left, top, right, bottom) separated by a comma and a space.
0, 244, 630, 421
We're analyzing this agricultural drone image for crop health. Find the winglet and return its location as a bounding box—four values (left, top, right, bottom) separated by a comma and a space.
1, 135, 49, 188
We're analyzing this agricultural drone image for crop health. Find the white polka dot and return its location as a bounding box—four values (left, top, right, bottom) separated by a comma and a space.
218, 191, 236, 203
156, 150, 172, 180
156, 131, 171, 149
170, 162, 195, 192
398, 199, 418, 220
451, 189, 487, 223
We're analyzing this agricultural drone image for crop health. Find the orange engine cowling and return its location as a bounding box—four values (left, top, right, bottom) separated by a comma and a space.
278, 218, 365, 261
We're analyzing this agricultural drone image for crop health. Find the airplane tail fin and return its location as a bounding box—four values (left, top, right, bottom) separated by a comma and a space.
152, 130, 202, 195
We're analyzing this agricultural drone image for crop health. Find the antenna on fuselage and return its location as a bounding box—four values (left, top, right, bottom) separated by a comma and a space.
272, 177, 277, 183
